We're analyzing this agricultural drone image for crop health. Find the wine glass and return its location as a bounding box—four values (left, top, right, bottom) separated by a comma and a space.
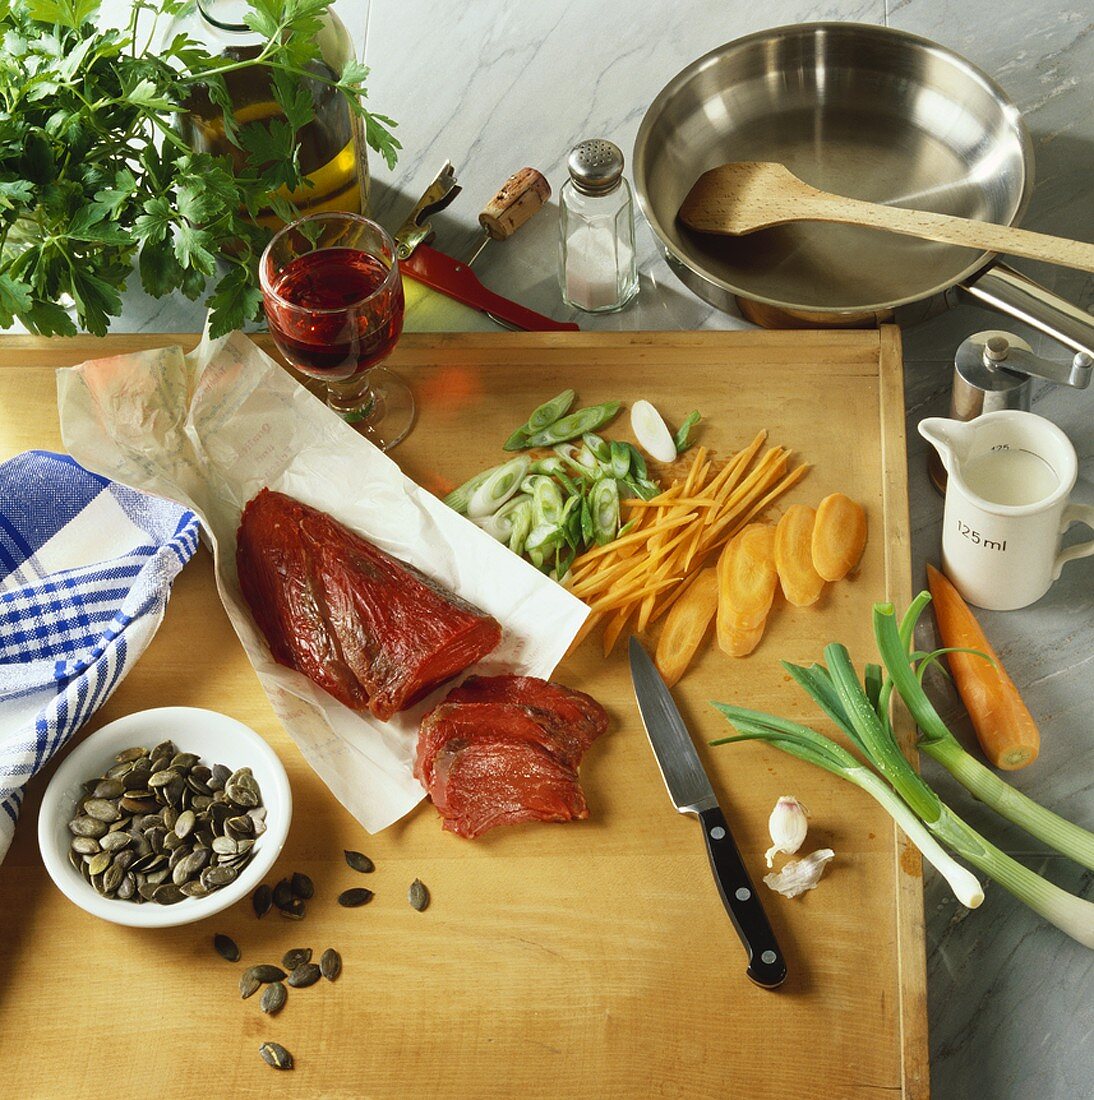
260, 212, 413, 450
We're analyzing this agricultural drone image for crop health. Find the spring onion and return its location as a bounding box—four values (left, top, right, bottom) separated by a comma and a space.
588, 478, 620, 546
674, 410, 702, 454
507, 499, 534, 556
631, 399, 678, 463
711, 596, 1094, 947
477, 494, 532, 542
532, 476, 565, 527
502, 389, 577, 451
874, 601, 1094, 871
583, 433, 612, 463
444, 464, 501, 515
466, 456, 531, 518
610, 440, 631, 479
523, 402, 622, 447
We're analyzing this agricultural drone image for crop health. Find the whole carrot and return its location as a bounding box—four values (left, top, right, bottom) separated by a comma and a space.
925, 563, 1040, 770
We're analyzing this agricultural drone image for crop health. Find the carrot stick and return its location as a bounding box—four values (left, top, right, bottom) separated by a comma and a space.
926, 563, 1040, 770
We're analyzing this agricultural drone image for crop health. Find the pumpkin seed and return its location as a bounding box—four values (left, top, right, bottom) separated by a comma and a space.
319, 948, 342, 982
245, 964, 286, 984
240, 971, 261, 999
213, 933, 240, 962
66, 742, 265, 906
252, 883, 272, 918
258, 1041, 293, 1070
287, 962, 321, 988
338, 888, 373, 908
278, 898, 306, 920
290, 872, 314, 900
344, 850, 375, 874
408, 878, 430, 912
282, 947, 312, 970
272, 879, 293, 909
260, 982, 287, 1016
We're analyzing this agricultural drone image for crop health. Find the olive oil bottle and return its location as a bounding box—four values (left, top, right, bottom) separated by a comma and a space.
168, 1, 370, 227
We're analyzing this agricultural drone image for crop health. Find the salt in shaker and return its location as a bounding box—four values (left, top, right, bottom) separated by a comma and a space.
559, 139, 639, 313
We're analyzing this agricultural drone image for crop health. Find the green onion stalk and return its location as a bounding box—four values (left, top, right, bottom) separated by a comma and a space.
711, 599, 1094, 948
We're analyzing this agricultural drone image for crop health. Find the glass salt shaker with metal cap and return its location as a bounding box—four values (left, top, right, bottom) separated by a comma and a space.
559, 139, 639, 313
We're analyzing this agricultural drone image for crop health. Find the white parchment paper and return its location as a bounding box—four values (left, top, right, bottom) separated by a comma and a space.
56, 330, 589, 831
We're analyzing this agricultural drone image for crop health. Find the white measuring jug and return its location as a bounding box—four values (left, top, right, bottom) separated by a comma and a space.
919, 409, 1094, 610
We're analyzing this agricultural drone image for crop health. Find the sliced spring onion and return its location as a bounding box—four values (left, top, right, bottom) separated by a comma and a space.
527, 389, 577, 432
626, 442, 648, 481
609, 440, 631, 479
674, 410, 702, 454
530, 456, 566, 476
466, 455, 531, 518
477, 494, 532, 542
444, 463, 502, 515
588, 477, 620, 546
526, 522, 564, 552
583, 433, 611, 463
507, 499, 534, 556
523, 401, 622, 447
532, 476, 565, 527
631, 399, 677, 463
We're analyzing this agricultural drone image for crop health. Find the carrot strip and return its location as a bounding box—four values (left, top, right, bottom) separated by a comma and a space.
926, 563, 1040, 770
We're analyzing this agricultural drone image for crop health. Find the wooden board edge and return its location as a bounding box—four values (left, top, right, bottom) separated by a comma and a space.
878, 324, 930, 1099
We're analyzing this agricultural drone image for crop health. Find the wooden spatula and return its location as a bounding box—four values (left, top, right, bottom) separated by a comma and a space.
679, 162, 1094, 273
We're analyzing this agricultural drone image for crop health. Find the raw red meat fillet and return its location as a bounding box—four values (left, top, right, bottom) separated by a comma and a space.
236, 489, 501, 720
414, 674, 608, 838
430, 738, 588, 839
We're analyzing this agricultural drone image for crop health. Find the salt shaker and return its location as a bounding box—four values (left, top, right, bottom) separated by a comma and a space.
559, 139, 638, 313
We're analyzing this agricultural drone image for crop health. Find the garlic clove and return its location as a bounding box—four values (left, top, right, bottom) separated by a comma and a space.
765, 795, 809, 867
763, 848, 835, 899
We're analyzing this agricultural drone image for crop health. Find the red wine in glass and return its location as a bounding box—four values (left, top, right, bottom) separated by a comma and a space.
261, 213, 414, 450
266, 247, 405, 382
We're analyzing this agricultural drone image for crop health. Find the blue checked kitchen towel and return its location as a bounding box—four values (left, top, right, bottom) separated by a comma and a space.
0, 451, 200, 866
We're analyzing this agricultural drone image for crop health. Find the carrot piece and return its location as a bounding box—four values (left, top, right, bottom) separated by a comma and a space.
602, 606, 633, 657
926, 563, 1040, 770
654, 568, 719, 687
774, 504, 825, 607
717, 619, 766, 658
812, 493, 868, 581
717, 523, 777, 638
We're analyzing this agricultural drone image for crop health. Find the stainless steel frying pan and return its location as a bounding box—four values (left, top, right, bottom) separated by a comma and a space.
633, 23, 1094, 356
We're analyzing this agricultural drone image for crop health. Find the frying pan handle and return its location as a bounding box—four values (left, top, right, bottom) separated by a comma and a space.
952, 263, 1094, 360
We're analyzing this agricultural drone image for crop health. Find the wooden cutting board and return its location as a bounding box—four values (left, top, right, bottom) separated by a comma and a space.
0, 329, 925, 1099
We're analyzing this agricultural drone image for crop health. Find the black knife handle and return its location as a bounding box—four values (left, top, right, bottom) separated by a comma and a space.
697, 805, 787, 989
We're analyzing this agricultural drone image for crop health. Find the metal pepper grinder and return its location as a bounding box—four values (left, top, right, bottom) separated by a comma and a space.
928, 330, 1094, 493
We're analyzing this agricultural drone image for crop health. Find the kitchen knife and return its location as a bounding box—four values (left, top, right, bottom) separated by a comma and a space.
629, 636, 787, 989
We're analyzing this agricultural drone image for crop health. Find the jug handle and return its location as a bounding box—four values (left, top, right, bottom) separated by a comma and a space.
952, 263, 1094, 361
1054, 503, 1094, 580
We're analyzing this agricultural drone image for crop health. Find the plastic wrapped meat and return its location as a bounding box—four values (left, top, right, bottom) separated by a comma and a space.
236, 489, 502, 720
415, 676, 608, 838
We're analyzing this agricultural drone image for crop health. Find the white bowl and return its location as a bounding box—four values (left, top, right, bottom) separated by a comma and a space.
38, 706, 292, 928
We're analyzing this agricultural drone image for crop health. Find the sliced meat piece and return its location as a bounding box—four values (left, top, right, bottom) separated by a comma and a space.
430, 737, 588, 838
444, 675, 608, 755
415, 701, 589, 790
236, 489, 501, 720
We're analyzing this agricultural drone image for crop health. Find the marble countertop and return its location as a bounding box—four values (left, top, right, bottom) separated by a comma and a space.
81, 2, 1094, 1096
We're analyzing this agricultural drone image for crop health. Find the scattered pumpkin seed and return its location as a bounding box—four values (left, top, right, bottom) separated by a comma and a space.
213, 933, 240, 962
408, 878, 430, 912
291, 872, 314, 899
278, 897, 306, 920
337, 888, 373, 908
252, 883, 272, 918
259, 1041, 293, 1070
240, 971, 261, 999
344, 850, 374, 874
260, 982, 287, 1016
282, 947, 312, 970
287, 962, 321, 988
272, 878, 293, 910
319, 948, 342, 982
245, 964, 286, 984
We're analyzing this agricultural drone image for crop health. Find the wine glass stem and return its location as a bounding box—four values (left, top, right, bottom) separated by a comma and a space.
326, 372, 376, 423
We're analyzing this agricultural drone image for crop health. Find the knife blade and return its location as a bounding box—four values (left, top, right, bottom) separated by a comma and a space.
629, 637, 787, 989
400, 244, 579, 332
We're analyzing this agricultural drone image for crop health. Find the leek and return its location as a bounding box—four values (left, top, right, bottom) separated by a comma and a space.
466, 456, 530, 518
873, 602, 1094, 871
710, 597, 1094, 948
